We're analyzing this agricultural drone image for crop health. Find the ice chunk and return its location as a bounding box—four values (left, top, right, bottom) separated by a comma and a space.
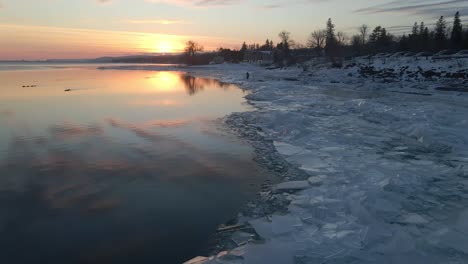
184, 256, 209, 264
375, 230, 415, 254
308, 175, 325, 185
274, 181, 309, 191
244, 241, 294, 264
319, 146, 343, 152
373, 198, 400, 213
249, 218, 274, 240
400, 213, 430, 225
231, 231, 255, 246
455, 208, 468, 234
394, 146, 409, 151
273, 141, 303, 156
272, 215, 302, 235
229, 245, 247, 257
440, 229, 468, 254
214, 254, 244, 264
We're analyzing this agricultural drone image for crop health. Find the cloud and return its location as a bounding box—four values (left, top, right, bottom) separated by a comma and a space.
49, 123, 103, 139
258, 0, 329, 10
0, 110, 14, 117
144, 0, 240, 7
97, 0, 112, 3
261, 4, 282, 9
124, 19, 191, 25
355, 0, 468, 16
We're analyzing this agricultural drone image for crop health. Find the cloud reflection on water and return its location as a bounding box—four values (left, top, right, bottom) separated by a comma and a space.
0, 69, 260, 264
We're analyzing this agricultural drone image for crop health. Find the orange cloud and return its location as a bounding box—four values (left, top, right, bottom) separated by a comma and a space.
144, 0, 241, 7
0, 23, 236, 59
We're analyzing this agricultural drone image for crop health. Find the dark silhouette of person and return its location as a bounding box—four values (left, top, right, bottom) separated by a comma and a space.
246, 72, 250, 80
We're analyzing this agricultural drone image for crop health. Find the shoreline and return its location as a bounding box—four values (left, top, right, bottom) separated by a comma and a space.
101, 60, 468, 264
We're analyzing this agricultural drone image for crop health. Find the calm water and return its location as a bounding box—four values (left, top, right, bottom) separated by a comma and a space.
0, 64, 264, 264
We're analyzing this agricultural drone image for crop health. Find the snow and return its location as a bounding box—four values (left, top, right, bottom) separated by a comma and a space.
101, 59, 468, 263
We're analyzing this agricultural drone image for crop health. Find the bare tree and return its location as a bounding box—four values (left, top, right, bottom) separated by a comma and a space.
287, 39, 304, 49
184, 40, 203, 57
278, 30, 291, 45
307, 30, 326, 49
359, 24, 368, 45
336, 31, 348, 45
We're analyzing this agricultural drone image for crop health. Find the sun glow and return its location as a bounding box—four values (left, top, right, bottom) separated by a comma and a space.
141, 36, 187, 54
140, 36, 186, 54
156, 41, 174, 53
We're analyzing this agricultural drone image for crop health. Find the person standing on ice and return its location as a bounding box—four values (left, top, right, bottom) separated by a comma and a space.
246, 72, 250, 80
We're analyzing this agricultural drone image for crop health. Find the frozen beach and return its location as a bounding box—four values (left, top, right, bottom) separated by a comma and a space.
103, 58, 468, 264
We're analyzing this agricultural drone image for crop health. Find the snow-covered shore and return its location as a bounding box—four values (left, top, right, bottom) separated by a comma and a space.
101, 59, 468, 264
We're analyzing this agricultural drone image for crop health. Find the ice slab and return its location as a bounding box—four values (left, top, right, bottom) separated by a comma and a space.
184, 256, 209, 264
274, 181, 310, 191
273, 141, 304, 156
440, 229, 468, 254
375, 230, 415, 254
244, 241, 294, 264
308, 175, 325, 185
249, 218, 274, 240
231, 231, 255, 246
400, 213, 430, 225
455, 208, 468, 234
272, 215, 302, 235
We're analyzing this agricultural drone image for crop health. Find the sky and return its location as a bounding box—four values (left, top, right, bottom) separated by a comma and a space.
0, 0, 467, 60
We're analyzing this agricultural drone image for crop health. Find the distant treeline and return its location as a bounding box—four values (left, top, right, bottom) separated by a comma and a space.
114, 11, 467, 65
213, 11, 467, 65
110, 54, 184, 64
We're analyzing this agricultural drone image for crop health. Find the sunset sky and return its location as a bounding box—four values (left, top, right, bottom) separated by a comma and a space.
0, 0, 467, 60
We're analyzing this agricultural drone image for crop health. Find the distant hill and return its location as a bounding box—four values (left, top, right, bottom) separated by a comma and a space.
0, 53, 186, 64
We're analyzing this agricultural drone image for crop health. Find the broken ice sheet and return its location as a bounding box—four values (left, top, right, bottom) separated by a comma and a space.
244, 241, 295, 264
439, 229, 468, 254
249, 218, 274, 240
374, 230, 415, 254
274, 181, 309, 191
455, 208, 468, 234
183, 256, 209, 264
231, 231, 255, 246
271, 215, 302, 235
400, 213, 430, 225
308, 175, 326, 185
274, 141, 308, 156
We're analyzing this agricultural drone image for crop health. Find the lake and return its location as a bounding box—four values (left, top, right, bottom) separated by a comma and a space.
0, 64, 265, 264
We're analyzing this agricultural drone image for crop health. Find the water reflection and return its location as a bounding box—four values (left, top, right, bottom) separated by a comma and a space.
0, 110, 14, 117
179, 74, 234, 96
0, 65, 261, 264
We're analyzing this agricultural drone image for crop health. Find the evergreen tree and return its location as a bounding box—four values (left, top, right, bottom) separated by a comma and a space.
435, 16, 447, 51
412, 22, 419, 36
325, 18, 337, 56
398, 34, 409, 51
369, 26, 393, 52
464, 29, 468, 49
240, 42, 248, 60
420, 25, 430, 51
241, 42, 248, 52
451, 11, 463, 49
419, 22, 425, 36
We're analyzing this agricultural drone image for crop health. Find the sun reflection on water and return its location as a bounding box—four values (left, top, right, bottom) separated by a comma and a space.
147, 71, 180, 92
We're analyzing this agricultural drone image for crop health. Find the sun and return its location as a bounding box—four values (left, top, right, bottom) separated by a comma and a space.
156, 41, 173, 54
140, 35, 185, 54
